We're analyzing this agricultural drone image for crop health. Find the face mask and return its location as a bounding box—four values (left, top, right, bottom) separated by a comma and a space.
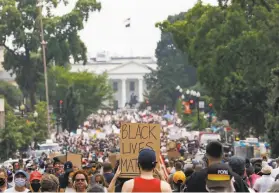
0, 179, 5, 186
31, 183, 41, 192
14, 178, 26, 187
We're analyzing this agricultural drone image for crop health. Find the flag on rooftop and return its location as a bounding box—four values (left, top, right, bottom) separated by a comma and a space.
124, 18, 131, 28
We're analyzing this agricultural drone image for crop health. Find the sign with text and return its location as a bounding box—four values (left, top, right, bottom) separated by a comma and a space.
120, 123, 161, 178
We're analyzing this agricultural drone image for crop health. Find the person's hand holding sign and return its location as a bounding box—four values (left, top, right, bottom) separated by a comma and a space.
108, 167, 121, 193
154, 163, 165, 181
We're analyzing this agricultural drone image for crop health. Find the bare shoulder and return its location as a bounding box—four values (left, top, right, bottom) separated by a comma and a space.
121, 179, 135, 193
160, 180, 172, 193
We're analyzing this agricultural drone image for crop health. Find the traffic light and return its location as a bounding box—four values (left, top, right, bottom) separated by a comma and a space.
189, 99, 195, 109
57, 100, 63, 114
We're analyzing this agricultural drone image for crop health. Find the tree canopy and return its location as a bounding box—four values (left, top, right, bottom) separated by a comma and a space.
157, 1, 279, 136
0, 101, 48, 160
145, 12, 197, 110
0, 0, 101, 108
0, 81, 22, 108
38, 66, 112, 132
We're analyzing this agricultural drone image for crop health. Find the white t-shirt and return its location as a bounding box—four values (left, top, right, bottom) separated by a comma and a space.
253, 175, 274, 192
65, 187, 75, 192
4, 187, 29, 193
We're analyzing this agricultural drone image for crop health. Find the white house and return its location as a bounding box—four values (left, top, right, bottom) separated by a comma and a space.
70, 52, 157, 108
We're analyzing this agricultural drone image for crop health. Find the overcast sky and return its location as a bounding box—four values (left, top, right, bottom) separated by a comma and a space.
53, 0, 217, 58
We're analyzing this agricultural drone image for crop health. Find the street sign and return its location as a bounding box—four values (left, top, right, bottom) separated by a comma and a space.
199, 101, 205, 109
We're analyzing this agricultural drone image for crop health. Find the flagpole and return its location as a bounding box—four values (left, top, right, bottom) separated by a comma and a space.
124, 18, 133, 57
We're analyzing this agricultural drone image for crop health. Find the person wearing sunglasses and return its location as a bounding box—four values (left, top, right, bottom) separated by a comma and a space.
72, 171, 89, 193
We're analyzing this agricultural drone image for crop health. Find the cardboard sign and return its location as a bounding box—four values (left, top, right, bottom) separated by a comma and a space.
67, 153, 82, 169
109, 153, 120, 168
167, 149, 181, 159
120, 123, 161, 178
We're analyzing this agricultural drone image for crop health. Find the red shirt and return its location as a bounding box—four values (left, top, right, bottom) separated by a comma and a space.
132, 177, 161, 192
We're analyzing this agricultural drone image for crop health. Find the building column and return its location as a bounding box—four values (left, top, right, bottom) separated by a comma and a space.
121, 78, 126, 108
138, 78, 143, 102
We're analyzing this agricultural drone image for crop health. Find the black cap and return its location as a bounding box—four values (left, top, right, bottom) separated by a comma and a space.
228, 156, 245, 174
64, 161, 73, 170
138, 148, 157, 166
206, 163, 233, 189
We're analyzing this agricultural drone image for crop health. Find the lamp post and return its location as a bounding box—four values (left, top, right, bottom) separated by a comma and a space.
186, 89, 201, 129
33, 111, 38, 119
37, 0, 51, 135
20, 104, 25, 117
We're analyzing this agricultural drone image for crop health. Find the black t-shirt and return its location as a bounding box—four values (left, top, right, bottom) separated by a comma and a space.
185, 168, 249, 192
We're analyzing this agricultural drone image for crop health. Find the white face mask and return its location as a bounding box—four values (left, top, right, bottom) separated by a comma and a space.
14, 178, 26, 187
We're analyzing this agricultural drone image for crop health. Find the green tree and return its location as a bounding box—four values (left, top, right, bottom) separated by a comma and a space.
0, 0, 101, 108
32, 101, 49, 143
0, 101, 32, 159
266, 68, 279, 156
157, 1, 279, 136
38, 66, 112, 132
145, 12, 197, 110
0, 81, 22, 108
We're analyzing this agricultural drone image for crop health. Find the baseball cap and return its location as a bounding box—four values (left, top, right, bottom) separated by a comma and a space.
206, 163, 233, 189
138, 148, 157, 167
228, 156, 245, 173
30, 171, 42, 182
173, 171, 186, 184
15, 170, 29, 179
64, 161, 73, 170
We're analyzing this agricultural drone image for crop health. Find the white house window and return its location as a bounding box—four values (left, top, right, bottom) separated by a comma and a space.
130, 81, 135, 91
113, 82, 118, 91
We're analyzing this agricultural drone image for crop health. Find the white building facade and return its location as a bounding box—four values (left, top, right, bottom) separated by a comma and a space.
70, 53, 157, 108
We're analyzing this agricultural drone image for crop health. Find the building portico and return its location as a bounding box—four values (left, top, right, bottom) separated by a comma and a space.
70, 54, 157, 108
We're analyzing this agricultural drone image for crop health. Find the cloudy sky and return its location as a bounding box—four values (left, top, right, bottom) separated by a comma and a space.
54, 0, 217, 58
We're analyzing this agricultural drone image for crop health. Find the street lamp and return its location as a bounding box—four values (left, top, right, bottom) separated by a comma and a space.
33, 111, 38, 118
20, 104, 25, 117
37, 0, 51, 135
176, 85, 181, 90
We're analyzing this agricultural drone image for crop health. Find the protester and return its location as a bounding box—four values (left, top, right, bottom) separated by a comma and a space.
253, 165, 274, 192
186, 141, 249, 192
102, 162, 114, 185
40, 174, 59, 192
29, 171, 42, 192
172, 171, 186, 192
228, 156, 249, 192
0, 168, 10, 192
205, 163, 235, 192
72, 170, 89, 193
88, 184, 105, 192
121, 148, 172, 192
5, 170, 29, 193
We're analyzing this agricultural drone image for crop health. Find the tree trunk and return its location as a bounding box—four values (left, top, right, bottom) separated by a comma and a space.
29, 89, 37, 111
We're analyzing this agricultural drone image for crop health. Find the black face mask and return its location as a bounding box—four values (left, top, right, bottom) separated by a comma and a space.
31, 183, 41, 192
0, 179, 5, 187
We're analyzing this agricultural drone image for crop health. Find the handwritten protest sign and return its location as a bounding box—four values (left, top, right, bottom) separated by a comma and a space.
119, 123, 161, 178
67, 153, 82, 169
